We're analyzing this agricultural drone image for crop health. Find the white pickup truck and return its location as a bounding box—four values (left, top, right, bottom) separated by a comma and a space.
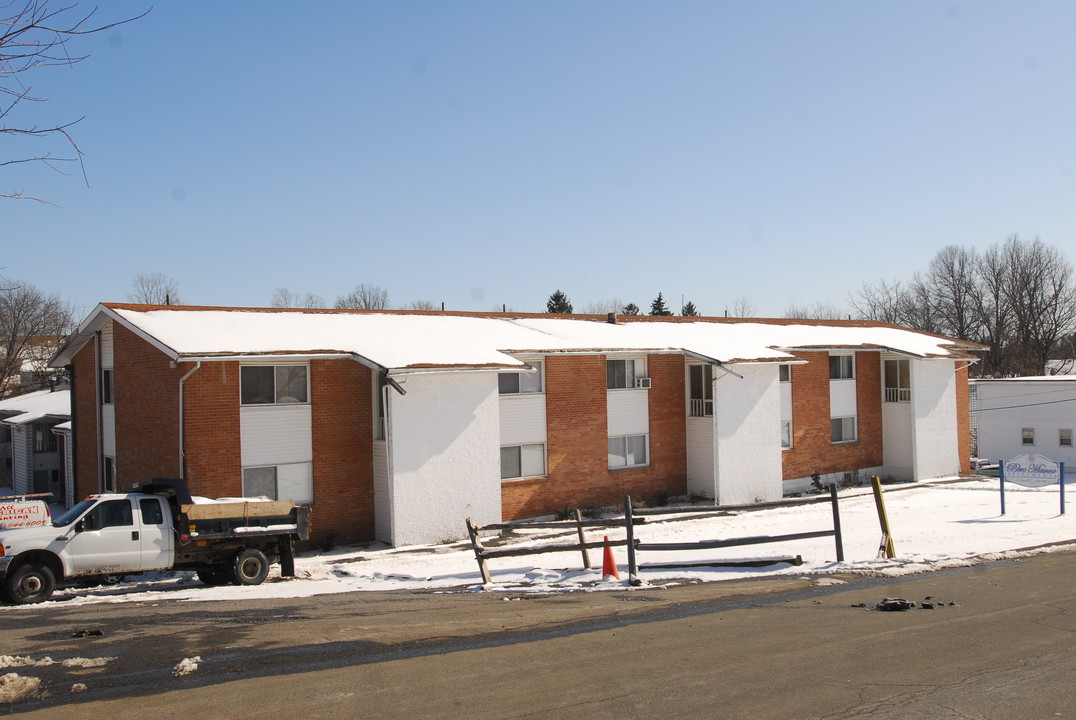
0, 478, 309, 604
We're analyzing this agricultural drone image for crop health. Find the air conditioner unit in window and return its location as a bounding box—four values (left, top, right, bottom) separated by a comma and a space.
635, 377, 652, 389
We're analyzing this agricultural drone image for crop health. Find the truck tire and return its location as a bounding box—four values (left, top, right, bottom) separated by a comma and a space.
6, 563, 56, 604
232, 548, 270, 585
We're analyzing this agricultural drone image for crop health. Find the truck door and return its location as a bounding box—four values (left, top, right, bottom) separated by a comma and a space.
137, 497, 173, 570
67, 498, 144, 574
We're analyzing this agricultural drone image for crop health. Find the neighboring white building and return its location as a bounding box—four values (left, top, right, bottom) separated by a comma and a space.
972, 377, 1076, 470
0, 388, 73, 504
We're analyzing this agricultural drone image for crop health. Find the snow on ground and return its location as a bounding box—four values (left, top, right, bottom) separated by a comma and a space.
3, 476, 1074, 609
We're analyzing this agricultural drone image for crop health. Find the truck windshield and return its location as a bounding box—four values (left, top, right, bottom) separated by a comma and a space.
53, 498, 98, 527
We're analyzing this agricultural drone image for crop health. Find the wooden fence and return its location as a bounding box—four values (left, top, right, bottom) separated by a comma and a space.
466, 485, 845, 584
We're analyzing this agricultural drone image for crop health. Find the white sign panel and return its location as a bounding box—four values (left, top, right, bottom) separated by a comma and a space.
1002, 454, 1062, 488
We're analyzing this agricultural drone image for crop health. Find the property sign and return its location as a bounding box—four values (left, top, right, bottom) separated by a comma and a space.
1000, 454, 1066, 515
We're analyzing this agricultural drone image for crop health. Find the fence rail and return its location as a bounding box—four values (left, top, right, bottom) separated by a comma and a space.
466, 485, 845, 584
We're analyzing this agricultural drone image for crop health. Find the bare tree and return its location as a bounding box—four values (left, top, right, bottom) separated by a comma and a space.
728, 296, 755, 318
406, 300, 438, 311
784, 301, 847, 320
0, 278, 73, 397
1002, 235, 1076, 375
271, 287, 325, 309
335, 283, 389, 310
581, 298, 625, 315
2, 2, 148, 202
128, 273, 182, 305
849, 278, 909, 324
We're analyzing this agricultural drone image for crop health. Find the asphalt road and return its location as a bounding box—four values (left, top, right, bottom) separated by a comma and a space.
3, 550, 1075, 719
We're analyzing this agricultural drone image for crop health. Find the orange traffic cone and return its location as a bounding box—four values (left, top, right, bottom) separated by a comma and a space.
602, 536, 620, 580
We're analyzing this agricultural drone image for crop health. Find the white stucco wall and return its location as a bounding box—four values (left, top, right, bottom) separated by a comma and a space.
975, 379, 1076, 467
911, 360, 960, 480
386, 371, 501, 546
714, 365, 783, 504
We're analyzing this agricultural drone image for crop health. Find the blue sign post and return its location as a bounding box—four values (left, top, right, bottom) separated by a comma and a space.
1000, 453, 1066, 516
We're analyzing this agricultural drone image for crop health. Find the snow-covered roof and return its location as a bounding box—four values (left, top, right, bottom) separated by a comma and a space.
50, 304, 981, 372
0, 389, 71, 425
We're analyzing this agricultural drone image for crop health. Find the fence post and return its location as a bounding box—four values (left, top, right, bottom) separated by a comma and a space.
871, 476, 896, 558
466, 517, 491, 584
575, 509, 592, 569
624, 495, 638, 580
829, 485, 845, 562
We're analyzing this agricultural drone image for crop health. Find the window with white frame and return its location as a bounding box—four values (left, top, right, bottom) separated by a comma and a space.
241, 365, 309, 405
688, 364, 714, 417
829, 354, 854, 380
1022, 428, 1035, 445
499, 361, 543, 394
607, 358, 644, 390
1060, 429, 1072, 447
831, 417, 856, 443
781, 420, 792, 449
242, 462, 313, 504
884, 359, 911, 402
608, 434, 648, 468
779, 364, 791, 382
500, 443, 546, 480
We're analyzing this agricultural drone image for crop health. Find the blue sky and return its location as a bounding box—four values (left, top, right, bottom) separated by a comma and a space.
4, 1, 1074, 320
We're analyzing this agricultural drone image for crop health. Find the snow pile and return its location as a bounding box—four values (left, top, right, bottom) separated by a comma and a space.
1, 477, 1073, 608
0, 673, 41, 704
173, 656, 202, 677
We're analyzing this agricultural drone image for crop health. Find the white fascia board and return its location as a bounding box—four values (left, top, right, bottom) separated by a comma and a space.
50, 304, 181, 367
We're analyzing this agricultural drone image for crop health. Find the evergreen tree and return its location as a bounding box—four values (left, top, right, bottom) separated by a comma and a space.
649, 292, 673, 316
546, 289, 573, 314
621, 302, 640, 316
681, 301, 700, 317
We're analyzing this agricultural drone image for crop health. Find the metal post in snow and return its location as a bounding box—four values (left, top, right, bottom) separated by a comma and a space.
1061, 462, 1066, 516
575, 508, 592, 569
624, 495, 638, 581
829, 484, 844, 562
1000, 464, 1006, 516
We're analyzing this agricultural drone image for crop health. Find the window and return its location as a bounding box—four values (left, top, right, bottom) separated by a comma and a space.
779, 364, 791, 382
1061, 429, 1073, 447
884, 359, 911, 402
781, 420, 792, 449
607, 359, 642, 389
242, 463, 313, 504
499, 361, 543, 394
33, 424, 58, 453
83, 499, 133, 530
101, 368, 114, 405
500, 443, 546, 480
688, 364, 714, 417
1022, 428, 1035, 446
140, 498, 165, 526
241, 365, 309, 405
609, 434, 648, 468
831, 417, 856, 443
829, 355, 854, 380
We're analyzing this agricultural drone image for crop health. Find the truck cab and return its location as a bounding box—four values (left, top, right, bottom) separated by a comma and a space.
53, 494, 175, 576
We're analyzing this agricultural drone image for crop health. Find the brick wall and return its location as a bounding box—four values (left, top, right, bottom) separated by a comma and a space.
309, 359, 376, 544
113, 323, 184, 488
956, 363, 971, 473
70, 342, 99, 501
782, 351, 883, 481
182, 361, 242, 498
501, 353, 687, 519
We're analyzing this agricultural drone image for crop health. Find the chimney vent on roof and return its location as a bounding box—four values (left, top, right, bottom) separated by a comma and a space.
607, 313, 618, 324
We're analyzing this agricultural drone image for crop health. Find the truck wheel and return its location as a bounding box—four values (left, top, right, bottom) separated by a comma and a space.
7, 564, 56, 605
232, 548, 269, 585
196, 568, 230, 586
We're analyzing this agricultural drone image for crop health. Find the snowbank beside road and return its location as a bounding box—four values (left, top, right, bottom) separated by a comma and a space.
3, 477, 1073, 608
